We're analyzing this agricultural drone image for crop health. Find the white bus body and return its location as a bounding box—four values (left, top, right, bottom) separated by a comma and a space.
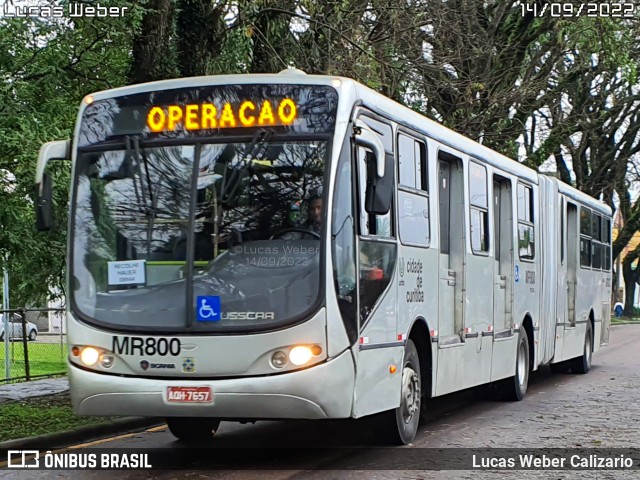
35, 71, 612, 444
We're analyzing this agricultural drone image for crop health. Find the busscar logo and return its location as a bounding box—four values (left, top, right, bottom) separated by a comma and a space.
140, 360, 150, 370
8, 450, 40, 468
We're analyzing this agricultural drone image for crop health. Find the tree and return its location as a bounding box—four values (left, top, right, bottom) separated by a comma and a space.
0, 2, 139, 306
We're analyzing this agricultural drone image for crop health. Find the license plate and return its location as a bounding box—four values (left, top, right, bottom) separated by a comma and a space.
166, 386, 213, 403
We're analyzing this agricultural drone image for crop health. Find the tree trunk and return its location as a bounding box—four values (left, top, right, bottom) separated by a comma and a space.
129, 0, 177, 84
176, 0, 226, 77
622, 257, 639, 316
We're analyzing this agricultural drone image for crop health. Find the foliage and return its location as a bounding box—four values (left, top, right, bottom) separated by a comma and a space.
2, 0, 640, 307
0, 1, 141, 306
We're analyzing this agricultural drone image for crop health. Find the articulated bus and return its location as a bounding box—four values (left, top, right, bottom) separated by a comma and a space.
35, 70, 612, 444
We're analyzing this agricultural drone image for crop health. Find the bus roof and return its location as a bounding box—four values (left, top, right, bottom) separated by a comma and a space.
84, 70, 608, 212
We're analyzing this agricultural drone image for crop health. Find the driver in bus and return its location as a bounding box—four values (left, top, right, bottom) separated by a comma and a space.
301, 194, 323, 235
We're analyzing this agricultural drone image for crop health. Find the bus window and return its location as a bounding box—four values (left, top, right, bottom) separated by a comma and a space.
398, 133, 429, 246
332, 142, 357, 341
469, 161, 489, 254
517, 183, 535, 260
355, 143, 396, 323
603, 217, 611, 269
580, 207, 592, 268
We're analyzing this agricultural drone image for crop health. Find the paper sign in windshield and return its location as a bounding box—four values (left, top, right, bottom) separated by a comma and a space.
108, 260, 146, 286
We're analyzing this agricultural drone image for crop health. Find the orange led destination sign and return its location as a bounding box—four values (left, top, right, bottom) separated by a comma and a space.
146, 99, 298, 132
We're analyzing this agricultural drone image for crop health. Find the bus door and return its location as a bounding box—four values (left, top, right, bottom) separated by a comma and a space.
554, 196, 568, 358
566, 202, 578, 330
491, 176, 515, 380
435, 151, 465, 395
351, 115, 400, 417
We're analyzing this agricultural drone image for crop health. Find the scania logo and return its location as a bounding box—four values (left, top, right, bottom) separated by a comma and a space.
140, 360, 177, 370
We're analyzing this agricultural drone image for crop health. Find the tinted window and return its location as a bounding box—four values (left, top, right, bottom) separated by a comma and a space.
580, 208, 591, 236
469, 162, 487, 208
79, 84, 338, 146
517, 184, 532, 222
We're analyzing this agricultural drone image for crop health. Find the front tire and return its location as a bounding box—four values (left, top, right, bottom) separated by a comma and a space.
570, 322, 592, 374
375, 339, 421, 445
166, 417, 220, 441
498, 328, 530, 401
28, 330, 37, 341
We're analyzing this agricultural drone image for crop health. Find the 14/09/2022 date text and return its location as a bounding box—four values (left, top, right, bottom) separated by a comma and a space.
521, 2, 635, 17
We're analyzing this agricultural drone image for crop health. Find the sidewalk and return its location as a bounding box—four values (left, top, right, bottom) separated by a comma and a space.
0, 377, 69, 402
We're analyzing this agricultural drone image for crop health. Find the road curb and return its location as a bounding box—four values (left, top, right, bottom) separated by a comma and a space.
0, 417, 164, 450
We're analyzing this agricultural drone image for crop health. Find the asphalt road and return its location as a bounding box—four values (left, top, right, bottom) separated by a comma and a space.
3, 324, 640, 479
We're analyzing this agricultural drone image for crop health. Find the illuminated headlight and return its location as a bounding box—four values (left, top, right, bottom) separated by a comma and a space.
289, 346, 313, 366
80, 347, 100, 366
271, 351, 288, 369
73, 345, 116, 368
100, 353, 115, 368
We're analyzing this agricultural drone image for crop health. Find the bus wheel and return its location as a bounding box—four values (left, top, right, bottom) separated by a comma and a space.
498, 329, 529, 401
376, 339, 421, 445
166, 417, 221, 441
570, 322, 592, 374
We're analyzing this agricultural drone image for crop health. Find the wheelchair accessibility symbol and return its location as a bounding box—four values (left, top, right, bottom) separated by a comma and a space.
196, 296, 221, 322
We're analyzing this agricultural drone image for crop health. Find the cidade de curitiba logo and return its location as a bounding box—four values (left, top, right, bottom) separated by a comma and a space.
3, 3, 129, 18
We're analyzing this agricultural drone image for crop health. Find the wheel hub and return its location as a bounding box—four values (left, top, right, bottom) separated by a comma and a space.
517, 342, 527, 387
401, 365, 420, 424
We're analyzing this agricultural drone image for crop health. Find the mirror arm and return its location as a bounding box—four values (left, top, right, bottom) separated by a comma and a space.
353, 120, 385, 177
35, 140, 71, 190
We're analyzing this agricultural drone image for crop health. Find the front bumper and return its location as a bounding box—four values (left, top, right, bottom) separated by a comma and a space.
70, 348, 355, 420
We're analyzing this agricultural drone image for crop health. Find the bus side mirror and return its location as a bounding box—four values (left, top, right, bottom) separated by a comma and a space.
36, 172, 53, 231
365, 152, 393, 215
353, 120, 392, 215
34, 140, 70, 232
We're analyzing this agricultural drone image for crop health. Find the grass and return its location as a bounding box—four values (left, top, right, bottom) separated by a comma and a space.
0, 342, 67, 379
0, 392, 114, 442
611, 316, 640, 325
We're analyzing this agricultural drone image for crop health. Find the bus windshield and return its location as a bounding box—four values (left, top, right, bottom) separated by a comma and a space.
72, 137, 329, 332
71, 83, 337, 332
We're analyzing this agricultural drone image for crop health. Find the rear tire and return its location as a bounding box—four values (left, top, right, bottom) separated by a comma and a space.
166, 417, 221, 441
570, 322, 592, 374
374, 339, 421, 445
498, 328, 530, 401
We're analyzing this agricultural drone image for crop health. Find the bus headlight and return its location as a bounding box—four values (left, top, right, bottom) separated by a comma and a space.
271, 351, 288, 369
100, 353, 115, 368
80, 347, 100, 366
289, 346, 313, 366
